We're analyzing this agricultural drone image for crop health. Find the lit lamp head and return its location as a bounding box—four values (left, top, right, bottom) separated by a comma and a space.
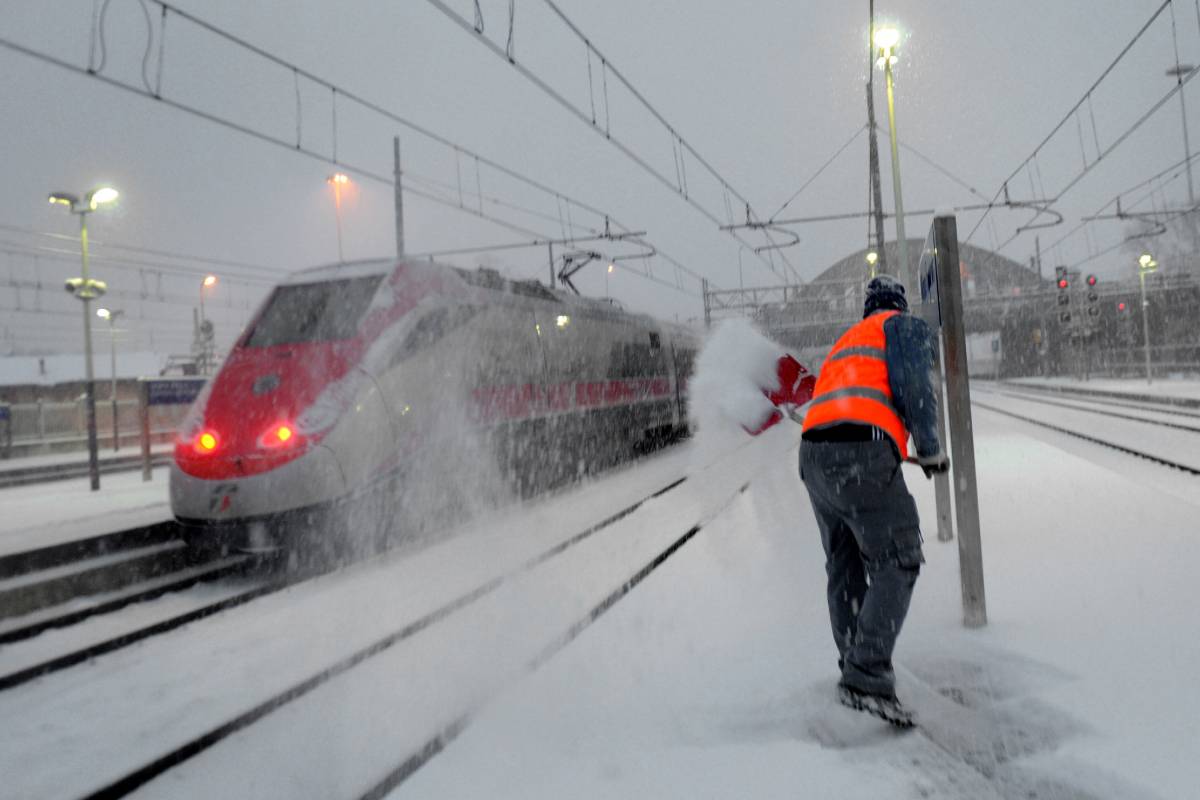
48, 192, 80, 210
86, 186, 119, 210
874, 26, 900, 68
96, 308, 111, 320
328, 173, 350, 186
202, 274, 218, 289
1138, 253, 1158, 271
866, 250, 879, 266
607, 264, 615, 274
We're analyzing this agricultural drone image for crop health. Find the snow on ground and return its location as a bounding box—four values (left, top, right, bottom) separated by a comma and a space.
1009, 375, 1200, 402
0, 467, 171, 556
3, 361, 1198, 797
400, 412, 1198, 800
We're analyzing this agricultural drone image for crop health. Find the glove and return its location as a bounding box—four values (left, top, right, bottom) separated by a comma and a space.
916, 453, 949, 479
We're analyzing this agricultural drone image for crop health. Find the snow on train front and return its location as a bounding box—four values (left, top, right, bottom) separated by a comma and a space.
169, 259, 438, 558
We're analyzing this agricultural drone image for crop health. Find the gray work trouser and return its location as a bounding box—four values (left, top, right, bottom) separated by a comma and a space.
799, 438, 923, 697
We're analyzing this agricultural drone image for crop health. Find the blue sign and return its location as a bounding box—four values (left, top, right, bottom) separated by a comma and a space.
0, 404, 9, 421
918, 224, 942, 328
145, 378, 206, 406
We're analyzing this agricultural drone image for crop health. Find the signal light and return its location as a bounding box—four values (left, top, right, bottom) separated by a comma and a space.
195, 431, 219, 454
1086, 274, 1097, 287
1118, 301, 1127, 311
1057, 278, 1069, 289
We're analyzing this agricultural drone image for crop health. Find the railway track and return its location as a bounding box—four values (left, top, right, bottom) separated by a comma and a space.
77, 473, 697, 800
972, 384, 1200, 476
0, 452, 172, 489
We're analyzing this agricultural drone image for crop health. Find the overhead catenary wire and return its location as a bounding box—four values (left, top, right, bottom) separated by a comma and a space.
425, 0, 795, 283
965, 0, 1176, 245
4, 3, 725, 300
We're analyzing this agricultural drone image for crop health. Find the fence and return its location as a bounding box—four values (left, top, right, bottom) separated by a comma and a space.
1, 395, 192, 459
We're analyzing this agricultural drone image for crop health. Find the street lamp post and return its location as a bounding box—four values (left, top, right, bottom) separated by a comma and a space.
875, 27, 912, 290
1138, 253, 1158, 385
328, 173, 349, 262
198, 274, 217, 375
606, 263, 614, 297
50, 186, 119, 491
97, 308, 124, 451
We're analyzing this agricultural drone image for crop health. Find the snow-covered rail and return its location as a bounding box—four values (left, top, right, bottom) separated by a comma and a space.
974, 393, 1200, 474
74, 474, 693, 800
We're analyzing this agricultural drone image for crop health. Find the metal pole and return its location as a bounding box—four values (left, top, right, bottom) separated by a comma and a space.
1034, 236, 1042, 280
884, 60, 911, 290
866, 0, 888, 273
1140, 268, 1153, 385
934, 214, 986, 627
110, 317, 118, 452
393, 136, 405, 259
334, 179, 345, 262
139, 379, 152, 481
79, 213, 100, 490
931, 335, 954, 543
547, 242, 555, 288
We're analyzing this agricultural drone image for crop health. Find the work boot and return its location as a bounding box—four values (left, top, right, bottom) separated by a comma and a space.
837, 682, 915, 728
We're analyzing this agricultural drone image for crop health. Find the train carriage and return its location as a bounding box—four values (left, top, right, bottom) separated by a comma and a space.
170, 258, 698, 559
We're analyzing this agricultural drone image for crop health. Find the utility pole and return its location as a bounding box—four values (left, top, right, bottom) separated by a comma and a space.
394, 136, 406, 259
866, 0, 888, 275
547, 242, 555, 288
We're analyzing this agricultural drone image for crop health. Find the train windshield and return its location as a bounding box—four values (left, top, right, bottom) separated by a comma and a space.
244, 275, 384, 347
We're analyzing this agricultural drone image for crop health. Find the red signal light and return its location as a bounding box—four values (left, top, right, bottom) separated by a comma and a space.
1086, 274, 1097, 286
1057, 278, 1069, 289
195, 431, 219, 454
1118, 302, 1127, 311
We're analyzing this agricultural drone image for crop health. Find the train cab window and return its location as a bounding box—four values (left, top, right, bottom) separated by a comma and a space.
245, 275, 383, 347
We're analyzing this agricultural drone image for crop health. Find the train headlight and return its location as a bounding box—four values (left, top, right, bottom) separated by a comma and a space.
257, 422, 302, 449
195, 431, 219, 454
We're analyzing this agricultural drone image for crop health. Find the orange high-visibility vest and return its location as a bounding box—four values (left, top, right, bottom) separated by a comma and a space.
802, 310, 910, 458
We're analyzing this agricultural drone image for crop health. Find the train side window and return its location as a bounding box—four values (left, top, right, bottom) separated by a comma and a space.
649, 331, 661, 350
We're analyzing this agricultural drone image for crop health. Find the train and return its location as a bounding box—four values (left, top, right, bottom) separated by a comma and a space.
169, 258, 699, 562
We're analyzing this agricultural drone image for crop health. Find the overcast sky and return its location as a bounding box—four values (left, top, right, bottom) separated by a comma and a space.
3, 0, 1197, 355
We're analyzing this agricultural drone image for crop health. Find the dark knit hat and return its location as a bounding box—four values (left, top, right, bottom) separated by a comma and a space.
863, 274, 908, 317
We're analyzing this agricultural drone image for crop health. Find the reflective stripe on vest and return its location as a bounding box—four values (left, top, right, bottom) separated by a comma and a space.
802, 310, 910, 458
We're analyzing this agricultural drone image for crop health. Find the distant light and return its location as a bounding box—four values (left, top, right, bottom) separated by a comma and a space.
196, 431, 218, 453
873, 27, 900, 50
875, 54, 899, 68
329, 173, 350, 185
88, 187, 119, 208
1057, 278, 1069, 289
96, 308, 111, 319
556, 314, 570, 328
1118, 302, 1127, 311
865, 251, 878, 266
1086, 274, 1097, 286
202, 274, 218, 288
1139, 253, 1154, 268
534, 323, 541, 336
48, 193, 77, 208
607, 264, 615, 273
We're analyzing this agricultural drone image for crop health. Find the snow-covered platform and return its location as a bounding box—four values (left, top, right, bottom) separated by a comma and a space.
403, 412, 1197, 799
0, 467, 171, 558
